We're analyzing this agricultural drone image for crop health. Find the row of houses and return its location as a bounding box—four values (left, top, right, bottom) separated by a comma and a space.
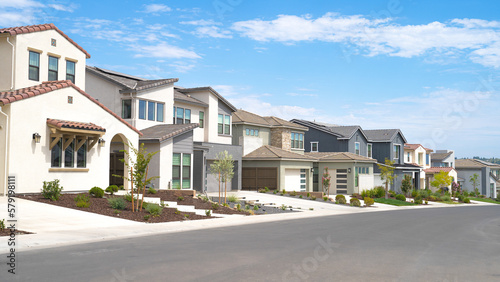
0, 23, 498, 199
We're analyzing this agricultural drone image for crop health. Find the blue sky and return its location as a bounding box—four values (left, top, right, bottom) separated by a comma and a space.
2, 0, 500, 157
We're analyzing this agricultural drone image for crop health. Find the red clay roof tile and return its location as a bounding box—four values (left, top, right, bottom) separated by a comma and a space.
47, 118, 106, 132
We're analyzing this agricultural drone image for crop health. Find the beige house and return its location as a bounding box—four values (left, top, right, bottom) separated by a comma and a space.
404, 143, 433, 189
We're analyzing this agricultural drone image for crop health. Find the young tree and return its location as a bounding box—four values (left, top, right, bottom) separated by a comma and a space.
322, 167, 331, 197
469, 173, 479, 196
210, 151, 234, 204
431, 170, 452, 195
117, 142, 158, 212
377, 158, 396, 199
451, 181, 461, 197
400, 174, 413, 197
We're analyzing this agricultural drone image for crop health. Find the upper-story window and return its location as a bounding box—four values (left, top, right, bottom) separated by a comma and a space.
426, 154, 430, 165
139, 99, 164, 121
48, 56, 59, 81
355, 142, 360, 155
367, 143, 372, 158
246, 128, 259, 136
173, 107, 191, 124
29, 51, 40, 81
407, 152, 411, 162
291, 132, 304, 149
66, 60, 75, 83
224, 115, 230, 134
218, 114, 230, 135
311, 142, 318, 152
199, 111, 204, 128
393, 144, 401, 160
418, 153, 423, 165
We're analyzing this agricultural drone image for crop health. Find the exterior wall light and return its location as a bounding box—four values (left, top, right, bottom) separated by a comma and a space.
98, 138, 106, 147
348, 168, 352, 173
33, 133, 41, 143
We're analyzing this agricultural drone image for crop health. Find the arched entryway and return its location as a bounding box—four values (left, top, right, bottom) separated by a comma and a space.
109, 134, 129, 189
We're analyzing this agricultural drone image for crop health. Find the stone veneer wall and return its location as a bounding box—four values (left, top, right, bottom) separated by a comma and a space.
271, 128, 291, 151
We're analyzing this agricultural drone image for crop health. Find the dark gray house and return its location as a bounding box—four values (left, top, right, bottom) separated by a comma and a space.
290, 120, 371, 157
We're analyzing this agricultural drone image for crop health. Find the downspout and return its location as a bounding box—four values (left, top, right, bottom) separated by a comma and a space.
0, 107, 9, 196
6, 36, 15, 90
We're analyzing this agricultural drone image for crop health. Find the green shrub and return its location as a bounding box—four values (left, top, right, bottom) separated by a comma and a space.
222, 203, 229, 207
307, 193, 311, 198
411, 190, 418, 198
282, 189, 286, 194
337, 197, 346, 204
414, 195, 423, 204
74, 194, 90, 208
41, 179, 63, 201
236, 203, 242, 211
89, 187, 104, 198
299, 195, 303, 198
205, 210, 211, 217
105, 185, 119, 195
364, 197, 374, 207
148, 187, 157, 194
144, 215, 150, 221
174, 209, 181, 215
440, 195, 451, 202
177, 196, 184, 201
457, 195, 464, 202
425, 200, 428, 205
389, 190, 396, 197
264, 187, 269, 192
309, 208, 314, 211
281, 204, 287, 210
273, 190, 277, 194
323, 196, 328, 201
212, 203, 219, 210
145, 203, 163, 216
253, 205, 259, 210
0, 219, 5, 231
245, 205, 250, 210
227, 194, 239, 202
350, 198, 361, 207
373, 186, 385, 198
124, 193, 132, 202
258, 188, 266, 193
335, 194, 346, 201
463, 198, 471, 203
395, 194, 406, 202
311, 196, 317, 201
462, 191, 469, 197
108, 197, 126, 210
290, 191, 297, 196
118, 185, 124, 190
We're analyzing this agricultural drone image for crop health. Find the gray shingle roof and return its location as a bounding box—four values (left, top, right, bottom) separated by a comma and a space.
364, 129, 407, 143
140, 123, 198, 143
176, 86, 237, 112
456, 159, 500, 169
233, 110, 307, 130
290, 119, 364, 139
174, 90, 208, 107
243, 145, 315, 161
305, 152, 376, 162
86, 66, 178, 92
431, 152, 453, 161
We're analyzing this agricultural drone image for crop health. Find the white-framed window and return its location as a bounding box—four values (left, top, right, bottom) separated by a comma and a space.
173, 106, 189, 124
29, 51, 40, 81
122, 99, 132, 119
172, 153, 191, 189
245, 128, 259, 137
139, 100, 164, 121
218, 114, 230, 135
311, 142, 318, 152
394, 144, 401, 160
291, 132, 304, 149
355, 142, 360, 155
199, 111, 204, 128
66, 60, 76, 83
367, 143, 372, 158
48, 56, 59, 81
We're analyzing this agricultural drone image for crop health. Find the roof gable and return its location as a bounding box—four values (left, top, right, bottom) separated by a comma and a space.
364, 129, 407, 143
177, 86, 237, 112
243, 145, 315, 161
0, 23, 91, 59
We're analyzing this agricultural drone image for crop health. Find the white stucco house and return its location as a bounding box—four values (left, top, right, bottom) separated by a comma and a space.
404, 143, 433, 189
0, 24, 140, 195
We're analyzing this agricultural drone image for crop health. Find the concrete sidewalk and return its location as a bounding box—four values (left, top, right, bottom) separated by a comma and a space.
0, 192, 494, 254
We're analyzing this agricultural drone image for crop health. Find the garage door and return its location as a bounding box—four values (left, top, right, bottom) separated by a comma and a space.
242, 167, 277, 190
285, 169, 306, 192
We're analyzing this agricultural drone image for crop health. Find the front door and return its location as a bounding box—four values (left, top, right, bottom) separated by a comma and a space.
109, 152, 124, 186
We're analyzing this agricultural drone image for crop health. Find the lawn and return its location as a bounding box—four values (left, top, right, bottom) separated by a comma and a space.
470, 197, 500, 204
374, 198, 417, 206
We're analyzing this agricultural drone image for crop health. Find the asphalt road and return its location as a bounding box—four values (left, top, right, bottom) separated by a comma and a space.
2, 205, 500, 282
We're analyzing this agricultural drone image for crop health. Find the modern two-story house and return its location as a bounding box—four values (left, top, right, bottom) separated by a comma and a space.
455, 159, 499, 199
404, 143, 433, 189
431, 150, 455, 168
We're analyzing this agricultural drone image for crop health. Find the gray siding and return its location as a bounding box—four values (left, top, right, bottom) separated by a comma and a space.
173, 131, 194, 154
193, 150, 205, 192
347, 129, 369, 156
218, 100, 233, 116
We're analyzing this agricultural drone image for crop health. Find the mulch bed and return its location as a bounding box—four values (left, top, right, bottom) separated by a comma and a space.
19, 192, 249, 223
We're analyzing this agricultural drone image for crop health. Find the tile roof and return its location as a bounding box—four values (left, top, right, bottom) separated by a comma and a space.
455, 159, 500, 169
140, 123, 199, 143
0, 23, 90, 58
86, 66, 178, 92
243, 145, 315, 161
404, 144, 433, 152
174, 90, 208, 107
424, 167, 456, 173
364, 129, 407, 143
176, 86, 237, 112
431, 152, 453, 161
233, 110, 307, 130
0, 80, 142, 135
47, 118, 105, 132
305, 152, 376, 162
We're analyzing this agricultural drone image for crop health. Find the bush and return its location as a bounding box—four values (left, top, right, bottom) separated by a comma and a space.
311, 196, 317, 201
497, 194, 500, 202
299, 195, 303, 198
337, 197, 346, 204
253, 205, 259, 210
177, 196, 184, 201
148, 187, 157, 194
236, 203, 242, 211
0, 219, 5, 231
350, 198, 361, 207
205, 210, 211, 217
457, 195, 464, 202
462, 191, 469, 197
227, 194, 239, 202
124, 193, 132, 202
323, 196, 328, 201
89, 187, 104, 198
411, 190, 418, 198
145, 203, 163, 216
290, 191, 297, 196
105, 185, 119, 195
335, 194, 346, 201
108, 197, 126, 210
212, 203, 219, 210
389, 190, 396, 197
307, 193, 311, 198
440, 195, 451, 202
258, 188, 266, 193
395, 194, 406, 202
74, 194, 90, 208
264, 187, 269, 192
364, 197, 374, 207
41, 179, 63, 201
273, 190, 277, 194
118, 185, 124, 190
373, 186, 385, 198
463, 198, 471, 203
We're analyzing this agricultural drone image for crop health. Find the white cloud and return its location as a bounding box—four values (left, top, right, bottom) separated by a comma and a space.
0, 12, 35, 26
168, 61, 196, 73
134, 42, 201, 59
0, 0, 43, 8
180, 19, 221, 26
0, 0, 74, 27
193, 26, 232, 38
48, 4, 75, 12
232, 13, 500, 67
141, 4, 171, 14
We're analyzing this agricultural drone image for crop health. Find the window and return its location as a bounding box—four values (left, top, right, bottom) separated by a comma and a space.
368, 143, 372, 158
426, 154, 430, 165
418, 153, 423, 165
218, 114, 223, 134
122, 99, 132, 119
48, 56, 58, 81
250, 129, 254, 136
291, 132, 304, 149
300, 168, 306, 191
66, 60, 75, 83
311, 142, 318, 152
177, 107, 184, 124
185, 109, 191, 123
173, 106, 176, 123
147, 101, 155, 121
64, 141, 75, 168
157, 103, 164, 122
139, 100, 146, 119
246, 128, 250, 135
355, 142, 360, 155
199, 111, 204, 128
77, 141, 87, 168
245, 128, 259, 136
407, 152, 411, 162
393, 144, 401, 159
174, 107, 191, 124
224, 115, 230, 134
182, 154, 191, 189
255, 129, 259, 137
172, 153, 181, 189
51, 138, 62, 167
29, 51, 40, 81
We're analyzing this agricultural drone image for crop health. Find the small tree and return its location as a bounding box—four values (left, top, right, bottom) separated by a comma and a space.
116, 142, 158, 212
322, 167, 331, 197
210, 151, 234, 204
451, 181, 460, 197
470, 173, 479, 196
431, 170, 452, 195
400, 174, 413, 197
377, 158, 396, 199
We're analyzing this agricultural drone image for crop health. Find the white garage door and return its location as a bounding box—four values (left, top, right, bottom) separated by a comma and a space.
285, 169, 306, 191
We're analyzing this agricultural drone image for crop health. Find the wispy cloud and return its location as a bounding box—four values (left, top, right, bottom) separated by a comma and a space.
168, 61, 196, 73
134, 42, 201, 59
0, 0, 73, 26
180, 19, 232, 38
141, 4, 171, 14
232, 13, 500, 68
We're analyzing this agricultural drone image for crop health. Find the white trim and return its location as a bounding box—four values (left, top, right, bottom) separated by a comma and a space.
310, 141, 319, 152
